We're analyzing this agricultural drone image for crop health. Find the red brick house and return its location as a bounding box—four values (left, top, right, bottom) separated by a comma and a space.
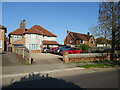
0, 25, 9, 52
64, 31, 96, 47
8, 20, 59, 52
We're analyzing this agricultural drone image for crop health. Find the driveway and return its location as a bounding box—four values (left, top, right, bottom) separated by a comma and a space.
30, 53, 63, 64
2, 52, 25, 66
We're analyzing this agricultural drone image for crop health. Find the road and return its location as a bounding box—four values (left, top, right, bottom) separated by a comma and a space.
2, 69, 119, 89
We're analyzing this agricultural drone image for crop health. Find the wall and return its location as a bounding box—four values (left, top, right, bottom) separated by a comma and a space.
43, 36, 56, 41
63, 53, 109, 63
64, 34, 74, 45
25, 34, 42, 51
10, 35, 22, 43
0, 29, 5, 51
25, 34, 57, 52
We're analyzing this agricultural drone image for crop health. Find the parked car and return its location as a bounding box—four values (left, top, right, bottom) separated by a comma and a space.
61, 48, 83, 55
43, 47, 51, 53
54, 46, 71, 54
50, 47, 59, 53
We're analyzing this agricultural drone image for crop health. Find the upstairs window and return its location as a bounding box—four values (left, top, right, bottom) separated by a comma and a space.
70, 40, 73, 44
14, 35, 19, 38
91, 41, 94, 44
30, 34, 37, 39
80, 40, 83, 44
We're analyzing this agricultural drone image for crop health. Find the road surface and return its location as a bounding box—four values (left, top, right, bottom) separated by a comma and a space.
2, 69, 119, 89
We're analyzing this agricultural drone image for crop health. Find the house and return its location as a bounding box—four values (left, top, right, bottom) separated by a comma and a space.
64, 31, 96, 47
0, 25, 9, 52
8, 20, 59, 52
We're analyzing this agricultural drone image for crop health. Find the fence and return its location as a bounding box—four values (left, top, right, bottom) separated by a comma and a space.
12, 46, 32, 64
63, 52, 110, 63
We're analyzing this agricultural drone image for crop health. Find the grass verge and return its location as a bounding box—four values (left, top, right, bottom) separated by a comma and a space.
77, 60, 120, 68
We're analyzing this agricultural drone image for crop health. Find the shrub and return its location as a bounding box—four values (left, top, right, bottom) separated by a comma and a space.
76, 44, 90, 53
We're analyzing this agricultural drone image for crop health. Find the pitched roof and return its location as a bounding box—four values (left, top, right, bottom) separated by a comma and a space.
0, 25, 7, 33
42, 41, 59, 45
25, 25, 57, 37
0, 25, 6, 29
9, 28, 27, 35
12, 39, 25, 44
69, 32, 93, 41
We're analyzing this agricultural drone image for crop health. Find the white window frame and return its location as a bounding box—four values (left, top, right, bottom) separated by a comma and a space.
70, 40, 73, 43
29, 44, 39, 50
30, 34, 37, 39
0, 40, 2, 48
14, 35, 19, 38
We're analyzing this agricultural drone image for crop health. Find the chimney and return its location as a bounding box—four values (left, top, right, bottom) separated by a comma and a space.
67, 30, 70, 34
20, 19, 26, 29
87, 32, 90, 36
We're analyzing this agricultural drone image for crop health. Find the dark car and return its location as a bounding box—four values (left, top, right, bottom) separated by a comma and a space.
54, 46, 71, 54
43, 47, 51, 53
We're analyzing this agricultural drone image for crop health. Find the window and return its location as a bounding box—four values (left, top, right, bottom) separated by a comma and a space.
29, 44, 39, 50
0, 40, 2, 48
91, 41, 94, 44
80, 40, 83, 44
30, 34, 37, 39
70, 40, 73, 43
14, 35, 19, 38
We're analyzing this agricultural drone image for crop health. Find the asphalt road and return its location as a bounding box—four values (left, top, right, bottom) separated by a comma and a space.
2, 69, 119, 89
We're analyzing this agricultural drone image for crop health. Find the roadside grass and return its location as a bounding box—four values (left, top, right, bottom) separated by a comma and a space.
77, 59, 120, 68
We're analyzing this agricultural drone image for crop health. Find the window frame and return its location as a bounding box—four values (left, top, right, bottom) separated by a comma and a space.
0, 40, 2, 48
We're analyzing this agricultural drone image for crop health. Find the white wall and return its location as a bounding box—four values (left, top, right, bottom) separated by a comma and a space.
25, 34, 57, 50
10, 35, 22, 43
25, 34, 42, 50
43, 36, 56, 41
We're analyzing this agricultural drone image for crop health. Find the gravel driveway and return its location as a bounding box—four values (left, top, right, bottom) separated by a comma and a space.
30, 53, 63, 64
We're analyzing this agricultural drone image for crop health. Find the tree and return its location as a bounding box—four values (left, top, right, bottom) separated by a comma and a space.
98, 1, 119, 54
76, 44, 90, 53
89, 25, 110, 47
96, 37, 111, 44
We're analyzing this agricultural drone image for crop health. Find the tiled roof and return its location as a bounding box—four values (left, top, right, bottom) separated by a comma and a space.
0, 25, 6, 29
69, 32, 92, 41
9, 28, 27, 35
0, 25, 7, 33
42, 41, 59, 45
12, 39, 25, 44
25, 25, 57, 37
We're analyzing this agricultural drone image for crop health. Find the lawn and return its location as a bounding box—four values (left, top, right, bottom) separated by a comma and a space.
77, 60, 120, 68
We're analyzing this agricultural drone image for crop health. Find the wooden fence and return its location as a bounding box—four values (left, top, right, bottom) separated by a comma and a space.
12, 46, 32, 64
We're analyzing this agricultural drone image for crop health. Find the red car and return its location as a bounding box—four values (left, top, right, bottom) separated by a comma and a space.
50, 47, 59, 53
61, 48, 83, 55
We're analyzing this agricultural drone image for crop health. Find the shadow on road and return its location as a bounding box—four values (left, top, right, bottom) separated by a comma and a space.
2, 73, 85, 89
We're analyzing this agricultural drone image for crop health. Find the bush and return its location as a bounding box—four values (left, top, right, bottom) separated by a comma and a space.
76, 44, 90, 53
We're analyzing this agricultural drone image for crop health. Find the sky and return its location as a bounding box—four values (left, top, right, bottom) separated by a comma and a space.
2, 2, 99, 44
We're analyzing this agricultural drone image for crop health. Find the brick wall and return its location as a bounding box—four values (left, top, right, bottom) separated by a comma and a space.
63, 52, 110, 63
